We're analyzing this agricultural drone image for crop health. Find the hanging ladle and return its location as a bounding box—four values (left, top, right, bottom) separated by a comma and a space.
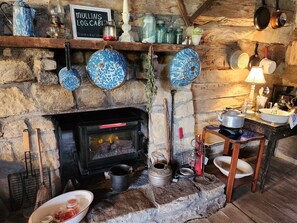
58, 42, 81, 91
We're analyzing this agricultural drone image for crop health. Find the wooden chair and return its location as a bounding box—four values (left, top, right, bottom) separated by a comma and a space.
202, 125, 265, 203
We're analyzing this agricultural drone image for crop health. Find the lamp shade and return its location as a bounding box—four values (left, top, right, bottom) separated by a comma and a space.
245, 66, 266, 84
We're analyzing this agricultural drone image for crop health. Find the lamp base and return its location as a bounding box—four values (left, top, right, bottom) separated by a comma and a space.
246, 109, 255, 114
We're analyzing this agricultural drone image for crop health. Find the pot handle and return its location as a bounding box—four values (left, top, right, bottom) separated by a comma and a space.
103, 44, 113, 50
216, 111, 223, 123
0, 2, 12, 25
65, 42, 71, 70
275, 0, 279, 10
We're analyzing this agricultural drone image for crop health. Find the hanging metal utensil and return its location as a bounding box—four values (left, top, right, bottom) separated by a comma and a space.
163, 98, 171, 164
170, 89, 176, 165
254, 0, 270, 31
34, 128, 51, 210
58, 42, 81, 91
23, 129, 30, 177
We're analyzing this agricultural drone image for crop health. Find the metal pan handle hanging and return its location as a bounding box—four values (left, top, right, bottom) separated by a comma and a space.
254, 0, 270, 31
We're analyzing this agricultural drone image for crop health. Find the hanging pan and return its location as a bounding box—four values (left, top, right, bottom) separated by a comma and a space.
270, 0, 287, 29
58, 42, 81, 91
169, 48, 201, 87
254, 0, 270, 31
86, 45, 128, 90
248, 42, 261, 70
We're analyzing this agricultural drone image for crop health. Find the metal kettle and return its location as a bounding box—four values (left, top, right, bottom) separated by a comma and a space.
0, 0, 35, 36
148, 151, 172, 187
216, 108, 245, 128
286, 97, 297, 114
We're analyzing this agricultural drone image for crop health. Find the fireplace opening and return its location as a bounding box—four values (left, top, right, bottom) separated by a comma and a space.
50, 107, 148, 189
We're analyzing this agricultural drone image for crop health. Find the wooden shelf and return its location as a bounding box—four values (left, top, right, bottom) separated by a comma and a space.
0, 36, 197, 53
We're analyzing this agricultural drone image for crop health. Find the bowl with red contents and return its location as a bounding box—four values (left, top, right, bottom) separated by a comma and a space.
29, 190, 93, 223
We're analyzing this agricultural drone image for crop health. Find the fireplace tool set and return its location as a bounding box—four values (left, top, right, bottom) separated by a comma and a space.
7, 129, 51, 215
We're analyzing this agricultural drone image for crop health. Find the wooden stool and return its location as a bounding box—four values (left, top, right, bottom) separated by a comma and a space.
202, 125, 265, 203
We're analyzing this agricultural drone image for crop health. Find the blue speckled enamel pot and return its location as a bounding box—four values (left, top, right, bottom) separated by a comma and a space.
13, 0, 35, 36
58, 42, 81, 91
58, 68, 81, 91
87, 47, 128, 90
169, 48, 201, 87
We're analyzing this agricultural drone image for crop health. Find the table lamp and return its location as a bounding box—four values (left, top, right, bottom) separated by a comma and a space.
245, 66, 266, 113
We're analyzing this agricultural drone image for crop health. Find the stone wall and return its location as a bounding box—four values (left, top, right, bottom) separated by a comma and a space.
0, 46, 196, 209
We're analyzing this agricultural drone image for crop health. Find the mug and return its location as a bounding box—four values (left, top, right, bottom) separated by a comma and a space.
260, 58, 276, 74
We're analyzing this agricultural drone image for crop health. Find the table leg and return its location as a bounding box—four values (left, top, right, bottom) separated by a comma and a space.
252, 138, 265, 192
226, 142, 240, 203
223, 140, 230, 155
260, 137, 277, 192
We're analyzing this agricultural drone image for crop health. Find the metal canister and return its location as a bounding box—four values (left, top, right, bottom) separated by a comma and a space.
103, 20, 117, 41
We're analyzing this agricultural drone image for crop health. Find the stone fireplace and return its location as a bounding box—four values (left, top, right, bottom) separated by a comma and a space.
0, 47, 195, 210
51, 107, 148, 188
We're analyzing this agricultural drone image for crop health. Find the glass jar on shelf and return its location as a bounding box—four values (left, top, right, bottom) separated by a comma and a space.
156, 20, 165, 43
141, 13, 156, 43
175, 27, 183, 44
165, 25, 175, 44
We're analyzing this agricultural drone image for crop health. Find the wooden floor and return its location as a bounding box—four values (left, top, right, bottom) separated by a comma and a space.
189, 156, 297, 223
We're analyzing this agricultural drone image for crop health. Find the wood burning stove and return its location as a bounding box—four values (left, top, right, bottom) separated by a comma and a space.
78, 117, 141, 175
51, 107, 148, 188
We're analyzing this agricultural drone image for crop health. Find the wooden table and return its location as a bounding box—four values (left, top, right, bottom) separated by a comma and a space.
244, 113, 297, 191
202, 125, 265, 203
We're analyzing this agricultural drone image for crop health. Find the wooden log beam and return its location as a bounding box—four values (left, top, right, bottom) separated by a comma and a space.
189, 0, 215, 23
176, 0, 191, 27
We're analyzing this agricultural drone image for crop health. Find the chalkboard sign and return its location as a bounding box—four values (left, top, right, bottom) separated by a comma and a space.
70, 4, 112, 40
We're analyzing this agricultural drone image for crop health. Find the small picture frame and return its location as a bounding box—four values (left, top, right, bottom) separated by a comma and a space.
69, 4, 112, 40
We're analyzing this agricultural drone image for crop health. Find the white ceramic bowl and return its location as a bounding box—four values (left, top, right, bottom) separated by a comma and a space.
214, 156, 254, 179
259, 108, 291, 124
29, 190, 94, 223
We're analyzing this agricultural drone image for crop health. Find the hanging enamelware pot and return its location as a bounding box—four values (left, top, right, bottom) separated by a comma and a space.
0, 0, 35, 36
169, 48, 201, 87
58, 42, 81, 91
86, 46, 128, 90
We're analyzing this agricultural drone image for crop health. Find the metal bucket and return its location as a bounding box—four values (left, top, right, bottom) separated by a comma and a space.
109, 164, 131, 192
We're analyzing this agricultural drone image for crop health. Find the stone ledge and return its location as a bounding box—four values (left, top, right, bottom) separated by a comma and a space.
87, 173, 226, 223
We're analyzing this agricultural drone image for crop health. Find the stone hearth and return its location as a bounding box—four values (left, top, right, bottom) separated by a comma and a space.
87, 173, 225, 223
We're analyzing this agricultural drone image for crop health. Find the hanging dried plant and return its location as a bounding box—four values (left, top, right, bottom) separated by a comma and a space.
143, 45, 158, 114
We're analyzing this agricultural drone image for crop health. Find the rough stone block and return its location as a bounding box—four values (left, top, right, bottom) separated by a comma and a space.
42, 59, 57, 71
71, 51, 85, 64
149, 112, 166, 146
0, 60, 34, 84
31, 84, 75, 112
75, 83, 107, 109
175, 101, 194, 118
110, 80, 146, 105
1, 119, 26, 138
23, 49, 54, 59
27, 117, 55, 131
36, 71, 59, 85
0, 87, 36, 118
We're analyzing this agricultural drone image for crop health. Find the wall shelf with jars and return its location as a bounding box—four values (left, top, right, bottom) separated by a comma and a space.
0, 36, 205, 53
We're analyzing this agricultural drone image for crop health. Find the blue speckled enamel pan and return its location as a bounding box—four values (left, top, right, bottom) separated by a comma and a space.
87, 46, 128, 90
58, 42, 81, 91
169, 48, 201, 87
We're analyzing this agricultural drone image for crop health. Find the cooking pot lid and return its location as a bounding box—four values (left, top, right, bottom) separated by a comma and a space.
169, 48, 201, 87
87, 48, 128, 90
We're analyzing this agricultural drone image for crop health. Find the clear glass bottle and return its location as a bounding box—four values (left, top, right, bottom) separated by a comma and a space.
156, 20, 165, 43
165, 25, 175, 44
176, 27, 183, 44
141, 13, 156, 43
